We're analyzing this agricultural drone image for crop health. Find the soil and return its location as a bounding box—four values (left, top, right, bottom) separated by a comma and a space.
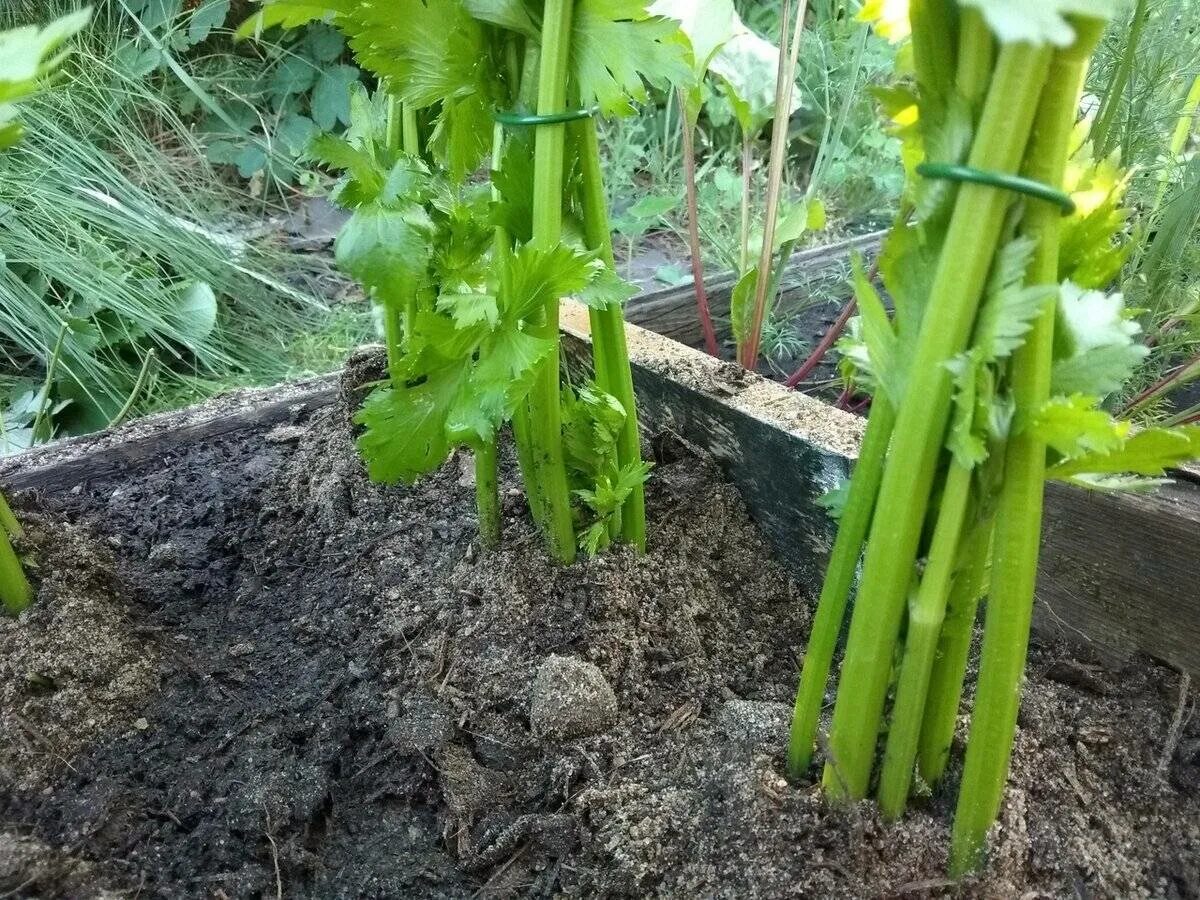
0, 377, 1198, 899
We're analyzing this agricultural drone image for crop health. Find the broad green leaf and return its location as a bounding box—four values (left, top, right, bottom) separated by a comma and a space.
269, 54, 318, 102
461, 328, 554, 433
729, 268, 757, 347
169, 282, 219, 345
774, 199, 827, 249
188, 0, 232, 44
1051, 281, 1147, 396
335, 204, 436, 306
1048, 426, 1200, 485
0, 9, 91, 148
0, 9, 92, 85
573, 0, 690, 117
304, 23, 346, 62
437, 292, 499, 328
354, 365, 467, 483
233, 144, 268, 178
1051, 344, 1147, 397
1056, 281, 1140, 352
576, 266, 639, 310
971, 236, 1055, 364
275, 112, 319, 155
504, 242, 596, 322
311, 64, 360, 131
959, 0, 1119, 47
1030, 394, 1127, 459
308, 132, 385, 202
710, 27, 790, 134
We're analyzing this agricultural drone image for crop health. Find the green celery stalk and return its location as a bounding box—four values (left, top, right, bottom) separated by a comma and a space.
573, 116, 647, 551
787, 395, 896, 778
916, 513, 991, 787
523, 0, 578, 563
0, 491, 31, 616
951, 19, 1105, 874
474, 436, 501, 548
877, 460, 973, 818
0, 491, 22, 539
822, 42, 1053, 802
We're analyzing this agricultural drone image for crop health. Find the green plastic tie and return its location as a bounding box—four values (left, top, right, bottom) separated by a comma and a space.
494, 106, 598, 127
917, 162, 1076, 215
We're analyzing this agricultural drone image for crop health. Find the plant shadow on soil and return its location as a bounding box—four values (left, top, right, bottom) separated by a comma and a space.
0, 369, 1198, 899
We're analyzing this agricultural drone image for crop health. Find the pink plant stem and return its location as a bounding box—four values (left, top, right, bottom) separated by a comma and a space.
679, 90, 720, 357
785, 254, 882, 389
835, 386, 853, 410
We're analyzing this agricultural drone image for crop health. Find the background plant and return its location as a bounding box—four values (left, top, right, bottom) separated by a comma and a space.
0, 32, 334, 449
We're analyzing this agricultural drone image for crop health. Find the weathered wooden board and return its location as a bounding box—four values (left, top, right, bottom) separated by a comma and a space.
0, 379, 338, 494
625, 229, 886, 345
562, 303, 1200, 678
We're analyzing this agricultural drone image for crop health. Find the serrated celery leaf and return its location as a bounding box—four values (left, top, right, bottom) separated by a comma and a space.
573, 0, 690, 116
1051, 282, 1147, 396
1048, 426, 1200, 480
576, 266, 639, 310
1030, 394, 1127, 459
504, 243, 596, 321
467, 328, 555, 425
308, 133, 385, 203
1051, 344, 1147, 398
437, 293, 500, 328
335, 205, 435, 305
972, 237, 1055, 364
354, 367, 467, 483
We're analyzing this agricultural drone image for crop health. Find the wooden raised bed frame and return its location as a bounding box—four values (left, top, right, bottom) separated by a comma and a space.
1, 263, 1197, 680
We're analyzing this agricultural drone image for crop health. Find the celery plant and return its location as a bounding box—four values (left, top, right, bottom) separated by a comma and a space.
244, 0, 686, 559
788, 0, 1200, 875
0, 9, 91, 615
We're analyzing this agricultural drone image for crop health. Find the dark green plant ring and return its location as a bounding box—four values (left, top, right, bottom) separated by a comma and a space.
493, 106, 598, 126
916, 162, 1076, 215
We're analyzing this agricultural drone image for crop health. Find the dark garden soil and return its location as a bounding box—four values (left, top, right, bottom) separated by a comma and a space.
0, 371, 1198, 899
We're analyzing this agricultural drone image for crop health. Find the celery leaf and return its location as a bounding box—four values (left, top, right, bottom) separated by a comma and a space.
573, 0, 690, 116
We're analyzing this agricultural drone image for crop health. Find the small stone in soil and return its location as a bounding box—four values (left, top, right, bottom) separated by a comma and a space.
529, 654, 618, 740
